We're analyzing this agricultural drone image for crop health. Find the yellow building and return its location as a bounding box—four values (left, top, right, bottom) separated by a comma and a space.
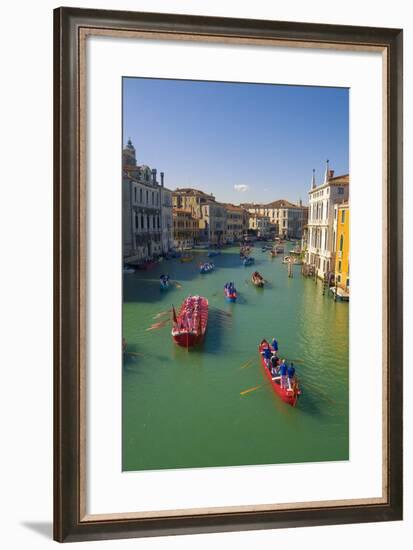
334, 202, 350, 291
173, 209, 201, 249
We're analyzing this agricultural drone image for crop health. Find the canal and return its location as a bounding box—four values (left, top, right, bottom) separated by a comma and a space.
122, 245, 349, 471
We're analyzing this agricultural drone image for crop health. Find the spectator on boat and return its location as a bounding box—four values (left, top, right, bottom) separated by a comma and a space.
287, 363, 296, 390
280, 360, 288, 389
271, 338, 279, 354
270, 354, 279, 377
261, 345, 272, 367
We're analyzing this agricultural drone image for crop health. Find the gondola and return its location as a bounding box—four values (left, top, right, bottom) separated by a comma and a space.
258, 341, 301, 406
251, 271, 265, 287
171, 296, 208, 347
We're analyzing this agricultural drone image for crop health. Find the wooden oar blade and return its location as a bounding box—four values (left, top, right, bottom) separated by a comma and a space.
240, 384, 261, 396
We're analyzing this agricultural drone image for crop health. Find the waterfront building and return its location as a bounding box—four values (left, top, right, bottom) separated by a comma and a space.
172, 188, 227, 244
305, 161, 349, 280
172, 188, 216, 218
122, 139, 173, 262
333, 202, 350, 291
160, 178, 174, 254
248, 214, 270, 237
224, 204, 249, 243
173, 209, 201, 249
241, 200, 307, 238
199, 201, 227, 244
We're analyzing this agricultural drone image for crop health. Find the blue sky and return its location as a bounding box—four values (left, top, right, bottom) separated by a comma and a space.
123, 78, 349, 205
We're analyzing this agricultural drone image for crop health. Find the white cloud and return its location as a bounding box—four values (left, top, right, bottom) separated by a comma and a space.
234, 184, 249, 193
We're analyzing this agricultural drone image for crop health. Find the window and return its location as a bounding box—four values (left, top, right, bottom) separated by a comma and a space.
338, 260, 342, 273
134, 187, 137, 202
337, 275, 341, 283
346, 278, 350, 288
139, 188, 142, 203
341, 210, 346, 223
146, 190, 149, 204
152, 191, 154, 205
339, 234, 344, 252
337, 187, 344, 195
135, 215, 139, 229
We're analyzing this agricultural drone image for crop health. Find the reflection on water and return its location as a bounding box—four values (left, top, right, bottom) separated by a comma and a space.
122, 246, 349, 471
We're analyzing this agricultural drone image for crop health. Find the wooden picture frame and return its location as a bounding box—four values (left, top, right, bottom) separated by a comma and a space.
54, 6, 403, 542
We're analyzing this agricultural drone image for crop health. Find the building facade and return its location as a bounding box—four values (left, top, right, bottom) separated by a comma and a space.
173, 209, 200, 249
199, 201, 227, 244
122, 139, 173, 262
305, 163, 349, 280
248, 214, 270, 237
224, 204, 248, 243
160, 180, 174, 254
333, 202, 350, 291
242, 199, 307, 238
172, 188, 229, 244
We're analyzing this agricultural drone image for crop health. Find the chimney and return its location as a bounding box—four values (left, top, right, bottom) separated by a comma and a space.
324, 160, 330, 184
160, 171, 164, 187
299, 198, 302, 208
152, 168, 157, 184
311, 168, 316, 190
328, 169, 335, 179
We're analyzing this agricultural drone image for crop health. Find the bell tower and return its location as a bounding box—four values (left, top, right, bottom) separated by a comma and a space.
123, 138, 136, 167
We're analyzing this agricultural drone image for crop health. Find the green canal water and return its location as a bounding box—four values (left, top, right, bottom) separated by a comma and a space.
122, 245, 349, 471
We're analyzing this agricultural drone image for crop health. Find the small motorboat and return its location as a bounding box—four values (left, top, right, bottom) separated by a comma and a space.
330, 287, 350, 301
123, 266, 135, 274
258, 340, 301, 406
251, 271, 265, 287
224, 282, 237, 302
160, 274, 170, 290
243, 256, 255, 266
171, 295, 209, 347
200, 262, 215, 274
275, 245, 284, 254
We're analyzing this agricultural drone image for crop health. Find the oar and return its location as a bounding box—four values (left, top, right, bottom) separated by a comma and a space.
145, 320, 169, 331
240, 357, 255, 369
153, 309, 171, 319
240, 384, 263, 396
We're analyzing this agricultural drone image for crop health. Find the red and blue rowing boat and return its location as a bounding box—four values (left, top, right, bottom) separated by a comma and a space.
258, 341, 301, 406
224, 282, 237, 302
171, 295, 208, 347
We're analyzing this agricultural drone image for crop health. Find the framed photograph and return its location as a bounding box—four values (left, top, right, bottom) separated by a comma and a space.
54, 7, 403, 542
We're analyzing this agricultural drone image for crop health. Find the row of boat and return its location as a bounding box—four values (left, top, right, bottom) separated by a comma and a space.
170, 294, 301, 407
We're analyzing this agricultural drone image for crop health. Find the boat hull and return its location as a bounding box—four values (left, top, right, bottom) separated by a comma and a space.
258, 343, 300, 406
224, 291, 237, 302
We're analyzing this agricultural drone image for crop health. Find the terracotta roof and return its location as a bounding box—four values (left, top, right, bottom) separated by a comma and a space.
223, 203, 246, 212
173, 188, 215, 198
266, 199, 300, 209
328, 174, 349, 184
242, 199, 302, 209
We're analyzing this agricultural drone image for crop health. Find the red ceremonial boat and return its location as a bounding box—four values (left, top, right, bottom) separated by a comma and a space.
171, 295, 208, 347
258, 341, 301, 406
